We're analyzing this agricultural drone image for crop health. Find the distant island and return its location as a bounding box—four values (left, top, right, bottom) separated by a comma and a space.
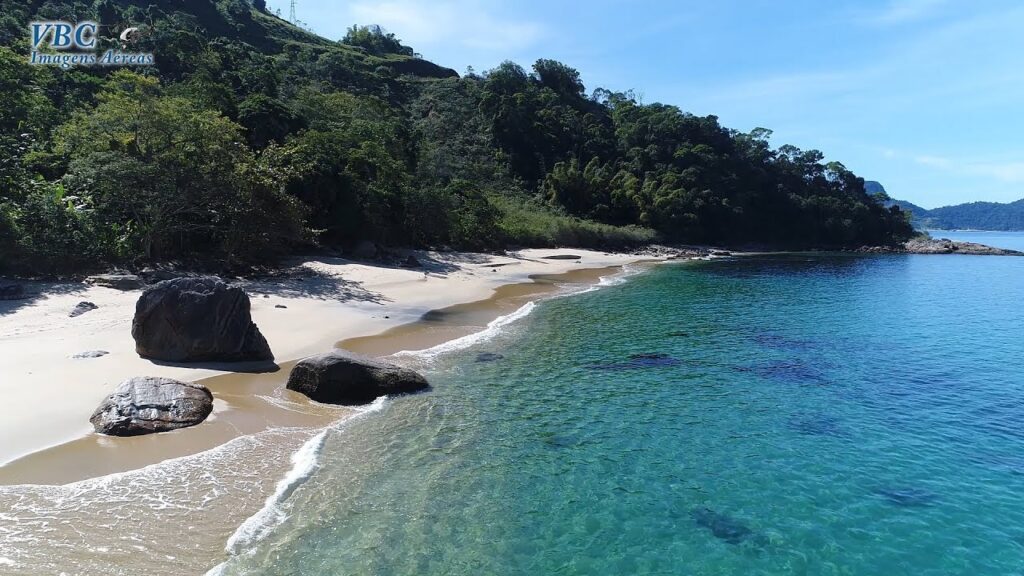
867, 181, 1024, 231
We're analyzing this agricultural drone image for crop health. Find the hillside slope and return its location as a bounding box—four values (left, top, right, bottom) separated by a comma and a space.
870, 182, 1024, 230
0, 0, 912, 273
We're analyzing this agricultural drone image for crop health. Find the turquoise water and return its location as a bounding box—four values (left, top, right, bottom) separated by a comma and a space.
218, 254, 1024, 575
928, 229, 1024, 251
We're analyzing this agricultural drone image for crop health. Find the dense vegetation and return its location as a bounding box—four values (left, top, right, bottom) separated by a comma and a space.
0, 0, 912, 274
870, 182, 1024, 230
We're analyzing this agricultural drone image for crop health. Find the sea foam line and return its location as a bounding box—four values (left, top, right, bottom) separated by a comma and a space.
219, 396, 387, 560
394, 264, 644, 360
393, 301, 537, 360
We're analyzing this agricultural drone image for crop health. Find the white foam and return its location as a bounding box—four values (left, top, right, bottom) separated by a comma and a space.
0, 557, 16, 567
220, 396, 387, 558
394, 301, 537, 359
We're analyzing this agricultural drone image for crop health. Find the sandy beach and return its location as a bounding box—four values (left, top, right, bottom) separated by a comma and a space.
0, 248, 646, 479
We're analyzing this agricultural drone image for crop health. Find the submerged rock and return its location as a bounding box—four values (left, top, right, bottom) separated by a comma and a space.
132, 276, 273, 363
588, 353, 682, 371
691, 507, 754, 544
475, 352, 504, 363
542, 254, 582, 260
90, 376, 213, 436
69, 301, 98, 317
787, 414, 847, 437
875, 487, 939, 507
735, 360, 827, 384
86, 273, 145, 290
286, 350, 429, 405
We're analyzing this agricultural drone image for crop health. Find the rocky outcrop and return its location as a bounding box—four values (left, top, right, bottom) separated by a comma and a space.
907, 237, 1021, 255
861, 238, 1022, 255
132, 276, 273, 363
90, 376, 213, 436
69, 301, 98, 317
286, 350, 429, 405
401, 254, 422, 268
86, 273, 145, 290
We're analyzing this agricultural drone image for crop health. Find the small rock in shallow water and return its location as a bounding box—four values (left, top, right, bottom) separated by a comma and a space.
787, 414, 847, 437
275, 304, 287, 309
735, 360, 827, 384
691, 507, 754, 544
287, 350, 429, 405
875, 487, 939, 507
588, 353, 682, 371
72, 350, 109, 359
475, 352, 504, 363
69, 301, 98, 317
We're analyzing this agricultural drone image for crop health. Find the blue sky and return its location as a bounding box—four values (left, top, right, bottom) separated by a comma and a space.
266, 0, 1024, 208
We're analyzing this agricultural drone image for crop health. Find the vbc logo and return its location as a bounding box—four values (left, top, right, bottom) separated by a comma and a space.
31, 20, 97, 50
29, 20, 153, 69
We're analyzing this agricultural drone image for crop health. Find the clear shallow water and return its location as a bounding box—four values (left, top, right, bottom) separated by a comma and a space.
928, 229, 1024, 251
217, 254, 1024, 575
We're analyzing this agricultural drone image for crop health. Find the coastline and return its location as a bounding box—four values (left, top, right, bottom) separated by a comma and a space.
0, 248, 650, 482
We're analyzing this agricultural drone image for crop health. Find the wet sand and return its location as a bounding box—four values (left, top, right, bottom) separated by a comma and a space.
0, 265, 631, 487
0, 260, 647, 576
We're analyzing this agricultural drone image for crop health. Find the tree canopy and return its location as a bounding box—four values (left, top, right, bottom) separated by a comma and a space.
0, 0, 912, 274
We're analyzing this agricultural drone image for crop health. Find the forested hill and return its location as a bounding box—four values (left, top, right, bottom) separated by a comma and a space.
869, 182, 1024, 230
0, 0, 913, 274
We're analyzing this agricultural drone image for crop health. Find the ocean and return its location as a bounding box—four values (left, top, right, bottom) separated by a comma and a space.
927, 229, 1024, 251
211, 251, 1024, 575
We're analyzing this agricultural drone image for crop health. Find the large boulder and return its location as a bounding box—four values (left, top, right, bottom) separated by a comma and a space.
286, 350, 429, 405
90, 376, 213, 436
132, 276, 273, 362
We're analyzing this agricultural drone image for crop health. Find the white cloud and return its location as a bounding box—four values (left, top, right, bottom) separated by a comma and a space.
914, 154, 1024, 183
347, 0, 544, 53
866, 0, 948, 25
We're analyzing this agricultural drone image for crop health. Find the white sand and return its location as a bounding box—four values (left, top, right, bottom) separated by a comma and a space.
0, 249, 641, 466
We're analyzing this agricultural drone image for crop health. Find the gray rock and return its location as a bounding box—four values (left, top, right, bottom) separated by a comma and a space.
286, 349, 429, 405
69, 301, 98, 317
72, 350, 109, 359
275, 304, 287, 309
139, 268, 180, 283
132, 276, 273, 363
86, 273, 145, 290
869, 237, 1024, 256
542, 254, 582, 260
0, 283, 25, 300
90, 376, 213, 436
351, 240, 379, 259
401, 254, 422, 268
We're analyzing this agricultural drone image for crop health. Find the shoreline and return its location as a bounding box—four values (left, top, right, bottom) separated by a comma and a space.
0, 250, 654, 484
